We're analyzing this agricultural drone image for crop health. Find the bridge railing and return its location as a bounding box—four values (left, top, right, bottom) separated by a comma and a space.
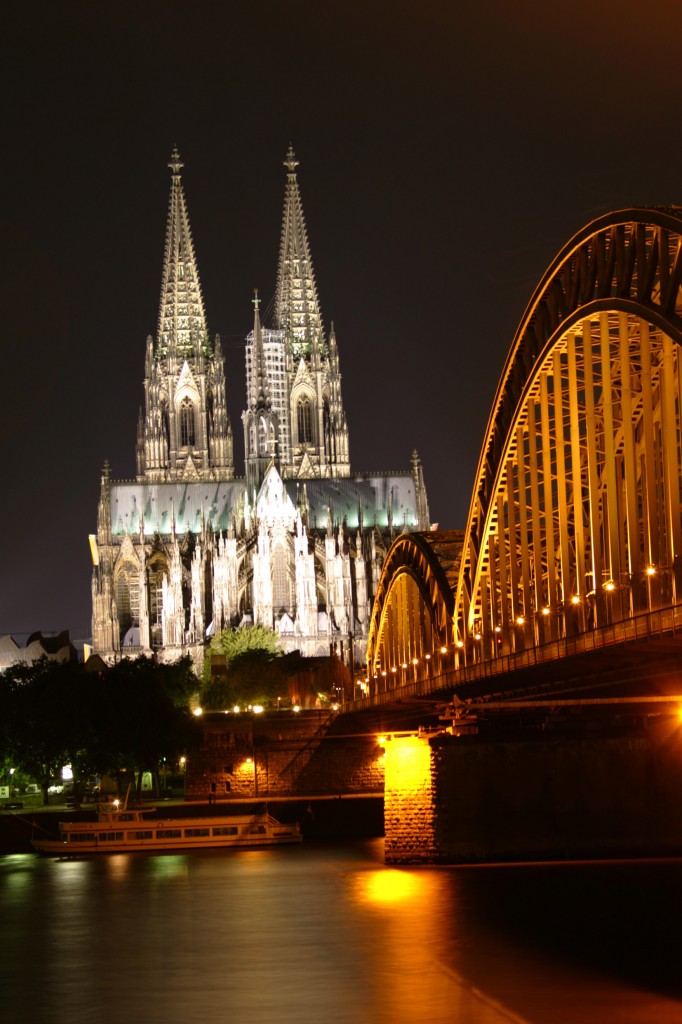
347, 602, 682, 711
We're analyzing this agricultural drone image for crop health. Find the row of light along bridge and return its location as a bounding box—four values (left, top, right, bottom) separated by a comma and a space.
350, 206, 682, 713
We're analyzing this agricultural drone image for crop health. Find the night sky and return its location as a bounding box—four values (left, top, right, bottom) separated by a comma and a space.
4, 1, 682, 650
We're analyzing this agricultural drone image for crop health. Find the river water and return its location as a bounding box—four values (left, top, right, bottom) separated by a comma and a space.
2, 840, 682, 1024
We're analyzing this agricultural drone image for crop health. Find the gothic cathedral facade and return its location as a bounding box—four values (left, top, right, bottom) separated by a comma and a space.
90, 148, 431, 670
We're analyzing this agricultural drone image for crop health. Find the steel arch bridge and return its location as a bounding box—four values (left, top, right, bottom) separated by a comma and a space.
365, 207, 682, 697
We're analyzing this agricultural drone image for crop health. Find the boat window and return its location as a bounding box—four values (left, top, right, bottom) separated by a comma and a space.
134, 831, 153, 840
248, 825, 267, 834
184, 828, 210, 837
98, 832, 124, 841
156, 829, 182, 839
70, 833, 96, 842
212, 826, 238, 836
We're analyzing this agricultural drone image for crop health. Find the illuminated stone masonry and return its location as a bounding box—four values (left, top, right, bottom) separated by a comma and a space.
90, 148, 431, 671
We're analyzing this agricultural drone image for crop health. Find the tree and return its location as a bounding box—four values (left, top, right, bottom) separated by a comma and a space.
0, 658, 88, 805
97, 656, 202, 798
201, 624, 287, 708
206, 623, 280, 667
0, 655, 203, 805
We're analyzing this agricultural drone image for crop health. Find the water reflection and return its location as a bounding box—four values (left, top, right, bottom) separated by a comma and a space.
348, 866, 518, 1022
1, 844, 682, 1024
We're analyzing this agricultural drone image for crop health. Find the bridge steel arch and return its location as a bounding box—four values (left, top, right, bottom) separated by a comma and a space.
455, 207, 682, 662
367, 207, 682, 690
365, 531, 457, 690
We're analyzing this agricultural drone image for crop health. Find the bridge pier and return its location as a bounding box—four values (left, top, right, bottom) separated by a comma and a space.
383, 717, 682, 864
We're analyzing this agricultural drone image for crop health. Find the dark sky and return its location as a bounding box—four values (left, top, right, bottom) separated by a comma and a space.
4, 0, 682, 649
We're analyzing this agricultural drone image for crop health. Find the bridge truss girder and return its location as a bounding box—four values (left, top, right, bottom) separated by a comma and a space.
365, 533, 455, 690
366, 209, 682, 693
456, 209, 682, 662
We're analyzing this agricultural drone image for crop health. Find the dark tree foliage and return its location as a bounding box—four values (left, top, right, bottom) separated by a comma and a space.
199, 648, 315, 709
0, 659, 104, 802
0, 656, 202, 804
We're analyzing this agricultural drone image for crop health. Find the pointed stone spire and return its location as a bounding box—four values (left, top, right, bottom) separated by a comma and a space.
157, 146, 208, 358
411, 450, 431, 531
138, 149, 233, 483
243, 289, 280, 493
249, 289, 270, 412
97, 460, 112, 547
275, 145, 324, 359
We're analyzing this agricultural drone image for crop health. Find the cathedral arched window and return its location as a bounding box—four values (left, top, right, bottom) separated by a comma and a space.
297, 396, 313, 445
258, 417, 272, 456
116, 562, 140, 641
272, 545, 290, 613
180, 397, 195, 447
160, 401, 170, 456
147, 560, 167, 636
323, 398, 332, 459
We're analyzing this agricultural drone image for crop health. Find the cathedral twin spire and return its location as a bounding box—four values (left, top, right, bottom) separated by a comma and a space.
136, 147, 233, 483
245, 146, 350, 485
275, 145, 325, 360
138, 145, 349, 490
157, 147, 209, 359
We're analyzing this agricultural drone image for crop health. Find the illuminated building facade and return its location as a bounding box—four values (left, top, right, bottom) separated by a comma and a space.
91, 149, 430, 669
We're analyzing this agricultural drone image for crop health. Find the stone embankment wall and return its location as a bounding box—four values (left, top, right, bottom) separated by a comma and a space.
385, 721, 682, 863
188, 711, 385, 801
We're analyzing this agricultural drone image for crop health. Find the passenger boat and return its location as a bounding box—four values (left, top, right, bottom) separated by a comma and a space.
31, 804, 302, 856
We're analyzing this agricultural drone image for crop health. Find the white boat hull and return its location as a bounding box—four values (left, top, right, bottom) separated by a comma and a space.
32, 812, 302, 856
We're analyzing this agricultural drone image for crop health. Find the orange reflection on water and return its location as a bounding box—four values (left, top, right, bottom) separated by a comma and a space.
354, 867, 424, 906
348, 867, 520, 1023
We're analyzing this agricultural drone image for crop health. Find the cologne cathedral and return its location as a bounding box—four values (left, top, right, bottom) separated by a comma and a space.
90, 148, 430, 670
